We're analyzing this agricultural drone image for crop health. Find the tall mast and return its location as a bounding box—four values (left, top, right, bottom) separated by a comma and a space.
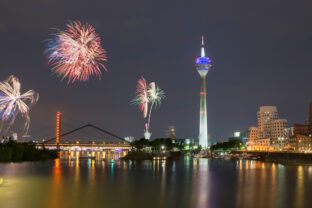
201, 35, 205, 57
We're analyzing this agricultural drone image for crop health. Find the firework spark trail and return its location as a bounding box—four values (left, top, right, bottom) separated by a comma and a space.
131, 77, 165, 137
131, 77, 149, 118
146, 82, 165, 131
0, 75, 39, 136
45, 21, 107, 84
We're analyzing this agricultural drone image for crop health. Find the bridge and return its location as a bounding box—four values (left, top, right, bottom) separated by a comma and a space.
37, 112, 131, 151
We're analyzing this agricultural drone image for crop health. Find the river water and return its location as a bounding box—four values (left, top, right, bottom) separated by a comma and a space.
0, 153, 312, 208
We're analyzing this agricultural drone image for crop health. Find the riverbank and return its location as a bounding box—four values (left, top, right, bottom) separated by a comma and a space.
235, 151, 312, 165
121, 151, 182, 160
0, 141, 58, 162
121, 151, 154, 160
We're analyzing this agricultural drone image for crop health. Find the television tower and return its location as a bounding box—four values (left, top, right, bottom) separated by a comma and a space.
195, 36, 212, 148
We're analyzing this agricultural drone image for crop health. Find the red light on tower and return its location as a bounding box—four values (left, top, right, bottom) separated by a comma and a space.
56, 112, 62, 144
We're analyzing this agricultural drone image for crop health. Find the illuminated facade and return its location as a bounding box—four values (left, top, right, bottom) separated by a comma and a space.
289, 134, 312, 152
253, 138, 271, 151
246, 126, 258, 150
247, 106, 288, 151
290, 103, 312, 137
166, 126, 176, 139
271, 119, 288, 149
257, 106, 278, 138
56, 112, 61, 144
292, 123, 310, 136
195, 36, 212, 148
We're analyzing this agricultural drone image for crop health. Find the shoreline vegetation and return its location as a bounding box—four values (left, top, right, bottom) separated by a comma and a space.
121, 138, 196, 160
121, 151, 154, 160
0, 141, 58, 162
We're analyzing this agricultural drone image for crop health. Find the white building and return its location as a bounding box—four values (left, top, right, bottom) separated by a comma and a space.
166, 126, 176, 139
271, 119, 288, 149
246, 126, 258, 150
248, 106, 288, 150
257, 106, 279, 139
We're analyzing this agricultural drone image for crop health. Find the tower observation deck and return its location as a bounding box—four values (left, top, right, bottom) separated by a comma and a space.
195, 36, 212, 148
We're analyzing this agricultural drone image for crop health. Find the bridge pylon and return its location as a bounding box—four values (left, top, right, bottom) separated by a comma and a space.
56, 112, 62, 150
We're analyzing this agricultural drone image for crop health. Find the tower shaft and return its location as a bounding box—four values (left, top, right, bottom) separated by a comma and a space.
199, 74, 208, 147
195, 36, 211, 148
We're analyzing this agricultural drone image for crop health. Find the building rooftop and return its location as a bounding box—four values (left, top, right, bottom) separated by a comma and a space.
259, 106, 277, 112
290, 134, 311, 139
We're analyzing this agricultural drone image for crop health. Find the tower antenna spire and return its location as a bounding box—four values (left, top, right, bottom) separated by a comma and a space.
201, 35, 205, 57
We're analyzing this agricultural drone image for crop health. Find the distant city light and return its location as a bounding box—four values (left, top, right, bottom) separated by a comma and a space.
234, 132, 241, 137
124, 136, 135, 142
185, 139, 191, 145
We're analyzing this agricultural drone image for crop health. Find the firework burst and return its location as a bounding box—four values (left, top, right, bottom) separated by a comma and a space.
146, 82, 165, 130
131, 77, 149, 118
148, 82, 165, 107
131, 77, 165, 139
0, 75, 39, 136
45, 21, 107, 84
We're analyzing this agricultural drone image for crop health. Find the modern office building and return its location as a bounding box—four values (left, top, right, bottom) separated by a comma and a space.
253, 138, 271, 151
289, 134, 312, 152
271, 119, 288, 149
292, 123, 310, 136
195, 36, 212, 148
291, 103, 312, 137
286, 102, 312, 151
246, 126, 258, 150
166, 126, 176, 139
247, 106, 288, 150
257, 106, 279, 139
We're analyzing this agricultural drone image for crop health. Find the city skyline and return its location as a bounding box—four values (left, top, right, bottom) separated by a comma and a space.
1, 1, 312, 208
1, 1, 312, 142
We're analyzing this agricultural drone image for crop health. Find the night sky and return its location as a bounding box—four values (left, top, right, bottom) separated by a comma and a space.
1, 0, 312, 142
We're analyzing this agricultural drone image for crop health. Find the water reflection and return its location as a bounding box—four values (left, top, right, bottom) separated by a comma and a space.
0, 156, 312, 208
234, 160, 290, 208
194, 159, 210, 208
49, 158, 62, 208
62, 150, 127, 161
295, 166, 304, 208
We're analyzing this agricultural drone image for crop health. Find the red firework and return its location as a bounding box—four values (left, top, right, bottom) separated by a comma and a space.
135, 77, 149, 118
46, 21, 107, 83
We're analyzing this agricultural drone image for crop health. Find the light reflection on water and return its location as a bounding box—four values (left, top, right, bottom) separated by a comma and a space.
0, 155, 312, 208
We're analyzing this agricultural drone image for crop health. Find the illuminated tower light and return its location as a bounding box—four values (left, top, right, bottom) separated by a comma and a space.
195, 36, 212, 148
56, 112, 62, 144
